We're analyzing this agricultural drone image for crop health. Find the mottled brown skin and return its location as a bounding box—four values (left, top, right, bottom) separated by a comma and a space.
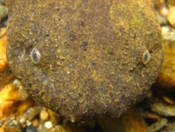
6, 0, 163, 120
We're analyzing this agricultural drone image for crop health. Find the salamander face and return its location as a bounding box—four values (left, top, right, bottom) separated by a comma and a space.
6, 0, 163, 120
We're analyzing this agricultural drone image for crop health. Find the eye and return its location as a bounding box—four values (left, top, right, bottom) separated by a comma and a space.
142, 50, 150, 65
30, 48, 41, 64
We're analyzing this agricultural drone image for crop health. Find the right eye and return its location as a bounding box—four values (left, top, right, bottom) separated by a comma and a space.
30, 48, 41, 64
142, 49, 150, 65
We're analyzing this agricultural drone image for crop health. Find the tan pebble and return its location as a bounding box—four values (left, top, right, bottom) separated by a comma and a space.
0, 28, 6, 37
13, 79, 29, 101
26, 120, 32, 126
0, 28, 8, 72
159, 6, 169, 17
19, 117, 26, 124
163, 96, 174, 104
0, 5, 8, 21
157, 41, 175, 88
144, 111, 161, 120
148, 118, 168, 132
32, 118, 39, 127
40, 110, 49, 121
44, 121, 53, 129
0, 83, 19, 119
25, 106, 41, 121
151, 101, 175, 117
167, 5, 175, 27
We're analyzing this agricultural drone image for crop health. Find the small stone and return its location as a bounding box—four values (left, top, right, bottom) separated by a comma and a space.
159, 6, 169, 17
44, 121, 53, 130
157, 40, 175, 88
0, 28, 7, 72
25, 106, 41, 121
0, 4, 8, 22
0, 116, 22, 132
148, 118, 168, 132
143, 111, 161, 120
161, 26, 175, 41
40, 110, 49, 121
163, 96, 174, 105
167, 5, 175, 27
161, 121, 175, 132
151, 101, 175, 117
13, 79, 29, 101
0, 83, 18, 119
32, 118, 39, 127
19, 117, 26, 124
26, 120, 32, 126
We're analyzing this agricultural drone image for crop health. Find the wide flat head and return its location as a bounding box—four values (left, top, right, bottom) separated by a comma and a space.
7, 0, 163, 120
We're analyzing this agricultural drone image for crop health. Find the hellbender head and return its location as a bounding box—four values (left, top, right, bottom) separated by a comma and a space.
6, 0, 163, 120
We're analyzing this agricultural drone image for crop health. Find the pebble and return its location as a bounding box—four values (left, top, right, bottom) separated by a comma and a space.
32, 118, 39, 127
159, 5, 169, 17
19, 117, 26, 124
24, 106, 41, 121
26, 120, 32, 126
143, 111, 161, 120
148, 118, 168, 132
0, 4, 8, 22
151, 101, 175, 117
161, 121, 175, 132
13, 79, 29, 101
0, 116, 22, 132
0, 27, 8, 72
40, 110, 49, 121
163, 96, 174, 105
167, 5, 175, 27
157, 40, 175, 88
44, 121, 53, 130
161, 26, 175, 41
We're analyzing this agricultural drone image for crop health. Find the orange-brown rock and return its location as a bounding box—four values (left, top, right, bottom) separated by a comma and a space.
167, 5, 175, 27
0, 83, 34, 119
0, 28, 8, 72
157, 41, 175, 88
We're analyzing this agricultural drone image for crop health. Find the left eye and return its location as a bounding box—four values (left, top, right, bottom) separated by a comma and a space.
142, 49, 150, 65
30, 48, 41, 64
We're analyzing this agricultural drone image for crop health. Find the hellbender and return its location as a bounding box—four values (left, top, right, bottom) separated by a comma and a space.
6, 0, 163, 120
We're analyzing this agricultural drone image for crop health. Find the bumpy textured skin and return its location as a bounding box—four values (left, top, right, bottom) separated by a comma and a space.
6, 0, 163, 120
